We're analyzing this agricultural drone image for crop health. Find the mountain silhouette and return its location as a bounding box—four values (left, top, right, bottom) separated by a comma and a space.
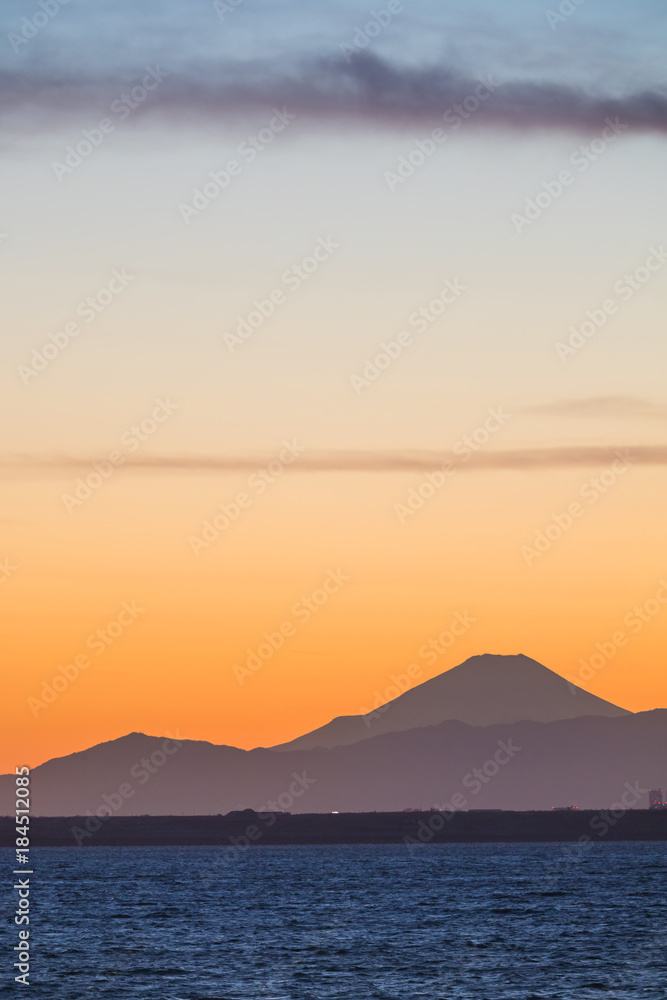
1, 711, 664, 816
271, 653, 630, 752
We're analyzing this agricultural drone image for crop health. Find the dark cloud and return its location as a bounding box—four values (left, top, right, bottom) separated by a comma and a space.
3, 53, 667, 133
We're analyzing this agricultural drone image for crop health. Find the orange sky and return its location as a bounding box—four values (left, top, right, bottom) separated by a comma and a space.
3, 77, 667, 773
4, 463, 667, 772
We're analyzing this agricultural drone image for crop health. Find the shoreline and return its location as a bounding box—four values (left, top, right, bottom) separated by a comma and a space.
2, 809, 666, 847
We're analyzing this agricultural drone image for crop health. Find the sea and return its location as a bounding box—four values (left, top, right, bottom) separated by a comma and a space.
3, 842, 666, 999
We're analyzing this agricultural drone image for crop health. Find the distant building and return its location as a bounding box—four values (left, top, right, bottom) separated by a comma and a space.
649, 789, 664, 810
552, 806, 579, 811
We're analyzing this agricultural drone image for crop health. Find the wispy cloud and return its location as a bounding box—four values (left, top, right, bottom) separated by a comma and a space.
2, 445, 666, 477
519, 396, 667, 419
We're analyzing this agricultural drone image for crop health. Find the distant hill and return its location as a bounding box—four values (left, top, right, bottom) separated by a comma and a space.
271, 653, 630, 752
1, 710, 664, 818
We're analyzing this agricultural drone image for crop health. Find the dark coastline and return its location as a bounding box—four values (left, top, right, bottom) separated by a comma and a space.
3, 809, 667, 847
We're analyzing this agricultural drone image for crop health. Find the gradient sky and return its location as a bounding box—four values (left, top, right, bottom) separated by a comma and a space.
2, 0, 667, 772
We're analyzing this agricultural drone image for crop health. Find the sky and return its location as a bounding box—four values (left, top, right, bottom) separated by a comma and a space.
2, 0, 667, 772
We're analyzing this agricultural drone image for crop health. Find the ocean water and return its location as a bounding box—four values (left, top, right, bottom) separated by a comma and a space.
3, 842, 666, 999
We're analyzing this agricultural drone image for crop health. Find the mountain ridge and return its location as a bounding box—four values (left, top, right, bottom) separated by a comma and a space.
2, 710, 664, 816
270, 652, 630, 752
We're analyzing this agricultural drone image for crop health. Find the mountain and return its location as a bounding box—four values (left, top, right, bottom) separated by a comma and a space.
1, 711, 664, 817
271, 653, 630, 752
